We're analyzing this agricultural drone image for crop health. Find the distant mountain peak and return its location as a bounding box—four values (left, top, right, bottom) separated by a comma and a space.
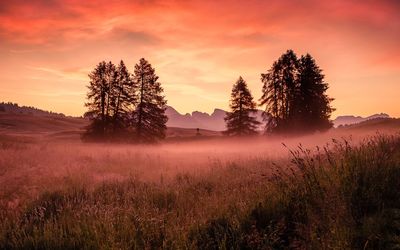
333, 113, 390, 127
2, 103, 391, 132
166, 105, 263, 131
167, 105, 391, 131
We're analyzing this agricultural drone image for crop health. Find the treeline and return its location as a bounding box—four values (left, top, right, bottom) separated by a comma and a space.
0, 102, 65, 117
225, 50, 334, 136
83, 58, 167, 143
84, 50, 334, 142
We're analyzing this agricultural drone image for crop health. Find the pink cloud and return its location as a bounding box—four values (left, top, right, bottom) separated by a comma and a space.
0, 0, 399, 116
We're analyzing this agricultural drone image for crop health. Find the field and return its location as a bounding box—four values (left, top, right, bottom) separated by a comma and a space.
1, 115, 400, 249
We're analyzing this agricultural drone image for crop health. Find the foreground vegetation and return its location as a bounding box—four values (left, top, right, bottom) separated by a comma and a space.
1, 134, 400, 249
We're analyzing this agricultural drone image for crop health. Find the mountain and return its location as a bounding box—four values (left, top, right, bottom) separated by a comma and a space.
333, 113, 390, 127
167, 106, 392, 131
2, 102, 392, 132
166, 106, 264, 131
166, 106, 226, 131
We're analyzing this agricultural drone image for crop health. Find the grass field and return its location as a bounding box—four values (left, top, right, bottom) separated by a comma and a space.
0, 116, 400, 249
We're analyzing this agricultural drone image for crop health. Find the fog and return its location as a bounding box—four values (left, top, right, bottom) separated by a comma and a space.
0, 127, 394, 209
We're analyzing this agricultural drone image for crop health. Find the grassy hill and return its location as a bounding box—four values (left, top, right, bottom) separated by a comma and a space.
0, 102, 87, 140
0, 113, 88, 141
0, 112, 222, 141
1, 103, 398, 141
0, 113, 87, 133
338, 117, 400, 132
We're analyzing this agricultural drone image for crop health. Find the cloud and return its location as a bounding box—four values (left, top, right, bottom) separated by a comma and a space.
0, 0, 399, 116
28, 66, 87, 81
109, 28, 162, 45
165, 83, 226, 102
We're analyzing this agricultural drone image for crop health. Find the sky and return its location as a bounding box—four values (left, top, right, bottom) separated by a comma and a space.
0, 0, 399, 118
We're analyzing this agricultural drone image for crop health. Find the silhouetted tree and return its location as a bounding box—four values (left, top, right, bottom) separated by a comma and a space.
112, 60, 136, 133
260, 50, 300, 133
260, 50, 334, 134
297, 54, 334, 131
224, 77, 260, 136
104, 61, 117, 123
84, 61, 108, 137
132, 58, 168, 142
84, 60, 136, 140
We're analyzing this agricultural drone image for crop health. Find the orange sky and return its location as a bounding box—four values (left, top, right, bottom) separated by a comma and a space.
0, 0, 399, 117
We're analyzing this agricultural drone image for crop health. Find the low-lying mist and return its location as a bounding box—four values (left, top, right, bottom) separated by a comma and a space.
0, 128, 389, 209
1, 127, 400, 248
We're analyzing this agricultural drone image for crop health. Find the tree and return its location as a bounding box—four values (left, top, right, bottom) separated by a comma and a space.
84, 61, 109, 137
224, 76, 260, 136
132, 58, 168, 142
84, 60, 135, 140
259, 50, 334, 134
84, 58, 168, 143
112, 60, 136, 132
259, 50, 300, 133
297, 54, 334, 131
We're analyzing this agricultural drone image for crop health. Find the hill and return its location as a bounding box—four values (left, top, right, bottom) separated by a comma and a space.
337, 117, 400, 132
0, 102, 65, 117
0, 103, 222, 140
0, 113, 88, 140
1, 102, 398, 139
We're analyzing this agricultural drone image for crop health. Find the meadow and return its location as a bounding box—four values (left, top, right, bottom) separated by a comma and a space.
1, 126, 400, 249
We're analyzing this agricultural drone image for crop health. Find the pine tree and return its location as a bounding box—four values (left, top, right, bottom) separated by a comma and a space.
84, 60, 136, 140
84, 61, 108, 137
104, 61, 117, 134
260, 50, 299, 133
112, 60, 136, 133
297, 54, 334, 131
132, 58, 168, 143
224, 77, 260, 136
259, 50, 334, 134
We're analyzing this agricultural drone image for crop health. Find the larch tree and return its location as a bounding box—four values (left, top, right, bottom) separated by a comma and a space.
224, 76, 260, 136
84, 61, 108, 137
132, 58, 168, 143
259, 50, 334, 134
259, 50, 300, 133
297, 54, 334, 131
84, 60, 136, 140
112, 60, 136, 133
104, 61, 118, 130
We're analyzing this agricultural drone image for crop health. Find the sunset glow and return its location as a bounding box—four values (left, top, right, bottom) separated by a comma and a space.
0, 0, 399, 117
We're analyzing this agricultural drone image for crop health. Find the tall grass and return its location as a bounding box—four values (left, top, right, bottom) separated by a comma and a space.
1, 134, 400, 249
194, 134, 400, 249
